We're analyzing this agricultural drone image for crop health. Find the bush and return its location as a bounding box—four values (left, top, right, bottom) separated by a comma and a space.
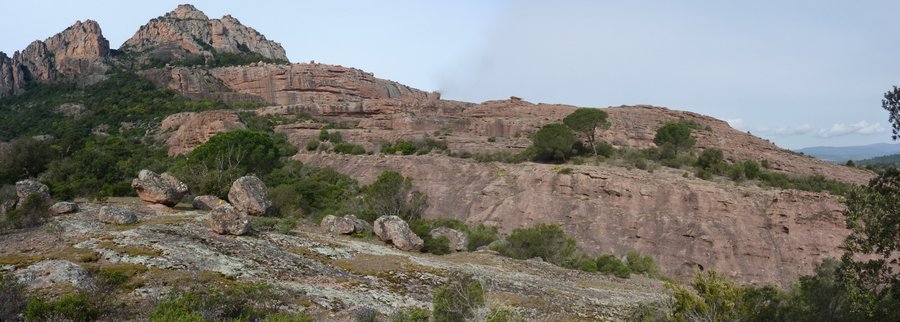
529, 124, 578, 162
361, 171, 427, 223
2, 193, 50, 230
432, 274, 485, 322
596, 254, 631, 278
265, 160, 360, 220
654, 121, 695, 155
625, 250, 658, 276
172, 130, 281, 197
594, 141, 615, 158
391, 307, 430, 322
424, 235, 452, 255
352, 306, 377, 322
26, 293, 101, 322
150, 282, 287, 322
696, 148, 726, 175
496, 224, 576, 266
466, 224, 499, 251
333, 143, 366, 155
0, 272, 27, 321
472, 151, 528, 164
0, 137, 56, 185
306, 140, 320, 151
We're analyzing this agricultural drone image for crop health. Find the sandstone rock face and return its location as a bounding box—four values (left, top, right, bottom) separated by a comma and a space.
228, 176, 271, 216
122, 4, 288, 64
0, 20, 109, 97
15, 260, 92, 290
15, 179, 51, 207
322, 214, 371, 235
431, 227, 468, 252
131, 170, 189, 207
49, 201, 78, 215
299, 154, 850, 285
192, 195, 225, 210
160, 109, 246, 155
373, 216, 423, 251
209, 204, 251, 235
98, 206, 138, 225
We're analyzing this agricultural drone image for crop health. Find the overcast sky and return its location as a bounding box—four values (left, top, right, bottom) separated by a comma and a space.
3, 1, 900, 149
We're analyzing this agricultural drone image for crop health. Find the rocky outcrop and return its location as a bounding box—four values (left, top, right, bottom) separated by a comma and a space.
121, 4, 287, 64
98, 206, 138, 225
209, 204, 251, 235
15, 179, 50, 207
14, 260, 92, 290
160, 109, 246, 155
431, 227, 468, 252
228, 176, 271, 216
0, 20, 109, 97
131, 170, 189, 207
373, 216, 423, 251
49, 201, 78, 215
321, 214, 371, 235
192, 195, 224, 210
298, 154, 852, 285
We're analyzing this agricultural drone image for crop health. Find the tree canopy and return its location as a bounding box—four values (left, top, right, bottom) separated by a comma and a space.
654, 121, 696, 155
530, 124, 578, 162
563, 108, 609, 155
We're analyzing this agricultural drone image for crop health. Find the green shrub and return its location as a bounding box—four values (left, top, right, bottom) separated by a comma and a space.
654, 121, 695, 155
574, 255, 599, 273
306, 140, 320, 151
171, 130, 281, 197
485, 308, 525, 322
391, 307, 430, 322
595, 141, 615, 158
696, 148, 726, 175
150, 282, 283, 322
333, 143, 366, 155
563, 108, 610, 157
487, 136, 497, 143
361, 171, 427, 223
0, 137, 56, 185
26, 293, 100, 322
466, 224, 499, 251
265, 160, 360, 220
596, 254, 631, 278
625, 250, 658, 276
496, 224, 576, 266
742, 160, 761, 179
424, 236, 452, 255
251, 216, 298, 234
529, 124, 578, 162
0, 272, 27, 321
432, 274, 485, 322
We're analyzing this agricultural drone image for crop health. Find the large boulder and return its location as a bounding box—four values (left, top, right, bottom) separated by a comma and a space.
431, 227, 469, 252
373, 216, 423, 251
209, 204, 251, 235
49, 201, 78, 215
131, 170, 189, 207
192, 195, 225, 210
15, 179, 51, 207
228, 176, 271, 216
15, 260, 92, 290
321, 214, 371, 235
98, 206, 138, 225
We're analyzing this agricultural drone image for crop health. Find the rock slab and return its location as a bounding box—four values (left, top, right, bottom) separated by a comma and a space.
15, 260, 92, 290
49, 201, 78, 215
132, 170, 189, 207
192, 195, 225, 210
15, 179, 51, 207
373, 216, 423, 251
321, 214, 371, 235
228, 176, 271, 216
431, 227, 468, 252
209, 204, 251, 235
98, 206, 138, 225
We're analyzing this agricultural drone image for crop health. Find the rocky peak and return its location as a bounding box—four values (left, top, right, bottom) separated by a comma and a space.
0, 20, 109, 98
121, 4, 289, 64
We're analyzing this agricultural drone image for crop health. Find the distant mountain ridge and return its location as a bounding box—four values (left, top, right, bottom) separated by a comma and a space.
795, 142, 900, 163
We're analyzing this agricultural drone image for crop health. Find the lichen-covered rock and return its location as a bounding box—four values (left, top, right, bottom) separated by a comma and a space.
209, 204, 250, 235
228, 176, 271, 216
98, 206, 138, 225
49, 201, 78, 215
15, 260, 92, 290
322, 214, 371, 235
192, 195, 225, 210
373, 216, 423, 251
430, 227, 468, 252
15, 179, 50, 207
131, 170, 189, 207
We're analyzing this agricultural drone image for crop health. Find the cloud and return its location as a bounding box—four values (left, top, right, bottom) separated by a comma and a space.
774, 124, 813, 136
817, 121, 886, 138
726, 118, 745, 130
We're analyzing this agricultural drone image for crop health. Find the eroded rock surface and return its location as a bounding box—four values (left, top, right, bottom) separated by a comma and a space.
49, 201, 78, 215
228, 176, 271, 216
15, 179, 51, 206
131, 170, 189, 206
431, 227, 468, 252
322, 215, 371, 235
15, 260, 92, 290
209, 204, 250, 235
160, 109, 246, 155
98, 205, 138, 225
192, 195, 224, 210
374, 216, 423, 251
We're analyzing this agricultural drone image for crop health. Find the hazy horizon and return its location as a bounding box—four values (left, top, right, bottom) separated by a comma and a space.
3, 1, 899, 149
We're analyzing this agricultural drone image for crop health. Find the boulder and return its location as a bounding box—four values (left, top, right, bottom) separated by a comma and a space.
228, 176, 271, 216
131, 170, 189, 207
209, 204, 251, 235
322, 214, 371, 235
15, 179, 50, 207
15, 260, 92, 290
430, 227, 469, 252
192, 195, 225, 210
98, 206, 138, 225
49, 201, 78, 215
373, 216, 423, 251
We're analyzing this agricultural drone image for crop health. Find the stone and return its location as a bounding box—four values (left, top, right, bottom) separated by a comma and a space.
98, 206, 138, 225
161, 110, 246, 155
192, 195, 225, 210
131, 170, 189, 207
373, 216, 423, 251
321, 214, 371, 235
430, 227, 468, 252
228, 176, 271, 216
49, 201, 78, 215
15, 260, 92, 290
15, 179, 50, 207
209, 204, 251, 235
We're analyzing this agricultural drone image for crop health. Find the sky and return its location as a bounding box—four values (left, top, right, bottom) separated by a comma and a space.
3, 1, 900, 149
